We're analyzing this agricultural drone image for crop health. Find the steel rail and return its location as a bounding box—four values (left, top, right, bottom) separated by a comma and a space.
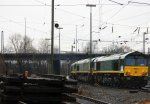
68, 93, 111, 104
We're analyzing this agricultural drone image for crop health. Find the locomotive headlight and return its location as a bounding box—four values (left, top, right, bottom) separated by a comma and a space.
126, 72, 131, 76
66, 75, 69, 80
142, 72, 147, 76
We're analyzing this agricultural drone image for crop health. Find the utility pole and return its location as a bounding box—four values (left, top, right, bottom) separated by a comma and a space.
24, 18, 26, 53
50, 0, 54, 74
45, 38, 51, 53
76, 25, 77, 54
143, 32, 146, 54
86, 4, 96, 73
58, 27, 63, 61
112, 40, 115, 50
1, 31, 4, 53
71, 45, 74, 52
54, 23, 63, 75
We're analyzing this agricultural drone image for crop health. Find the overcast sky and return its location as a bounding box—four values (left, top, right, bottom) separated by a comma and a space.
1, 0, 150, 53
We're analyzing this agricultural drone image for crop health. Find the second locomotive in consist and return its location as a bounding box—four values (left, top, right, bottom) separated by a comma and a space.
71, 51, 149, 87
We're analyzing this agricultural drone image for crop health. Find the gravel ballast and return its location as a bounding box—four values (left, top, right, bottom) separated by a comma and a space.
77, 83, 150, 104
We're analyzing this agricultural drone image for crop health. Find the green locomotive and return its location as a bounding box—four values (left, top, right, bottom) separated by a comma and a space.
71, 51, 149, 87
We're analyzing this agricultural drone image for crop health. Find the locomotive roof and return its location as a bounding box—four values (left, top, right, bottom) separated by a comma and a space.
71, 58, 97, 65
71, 51, 145, 65
94, 51, 145, 62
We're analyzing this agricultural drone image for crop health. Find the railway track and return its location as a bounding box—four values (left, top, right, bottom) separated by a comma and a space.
79, 81, 149, 94
65, 93, 111, 104
141, 80, 150, 93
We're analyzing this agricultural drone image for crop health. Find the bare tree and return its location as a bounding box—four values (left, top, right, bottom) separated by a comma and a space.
38, 39, 50, 53
4, 45, 14, 53
6, 33, 37, 74
23, 36, 37, 53
38, 39, 59, 53
83, 42, 98, 53
102, 45, 132, 54
9, 33, 37, 53
9, 33, 22, 53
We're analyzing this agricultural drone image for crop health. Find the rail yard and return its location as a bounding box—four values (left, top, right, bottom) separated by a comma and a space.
1, 0, 150, 103
0, 51, 149, 104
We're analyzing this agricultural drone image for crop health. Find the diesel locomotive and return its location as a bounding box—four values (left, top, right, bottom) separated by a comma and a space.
70, 51, 149, 87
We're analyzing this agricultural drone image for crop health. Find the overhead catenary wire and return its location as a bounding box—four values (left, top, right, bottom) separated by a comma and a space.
32, 0, 47, 5
0, 5, 51, 6
108, 0, 124, 5
77, 38, 148, 43
1, 2, 149, 29
1, 2, 150, 7
113, 10, 150, 23
55, 6, 150, 29
0, 4, 121, 7
0, 16, 50, 34
105, 0, 133, 22
129, 1, 150, 6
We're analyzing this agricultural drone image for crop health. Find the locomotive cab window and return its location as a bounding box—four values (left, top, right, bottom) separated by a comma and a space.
77, 65, 79, 71
91, 62, 94, 69
96, 62, 101, 70
125, 56, 147, 66
71, 66, 73, 71
113, 60, 119, 70
74, 65, 76, 70
125, 56, 135, 66
136, 56, 147, 66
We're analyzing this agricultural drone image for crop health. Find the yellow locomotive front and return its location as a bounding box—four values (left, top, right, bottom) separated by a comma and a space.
124, 55, 148, 77
122, 53, 148, 87
124, 66, 148, 77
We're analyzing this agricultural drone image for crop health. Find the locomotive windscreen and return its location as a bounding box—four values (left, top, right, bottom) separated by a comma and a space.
125, 56, 147, 66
